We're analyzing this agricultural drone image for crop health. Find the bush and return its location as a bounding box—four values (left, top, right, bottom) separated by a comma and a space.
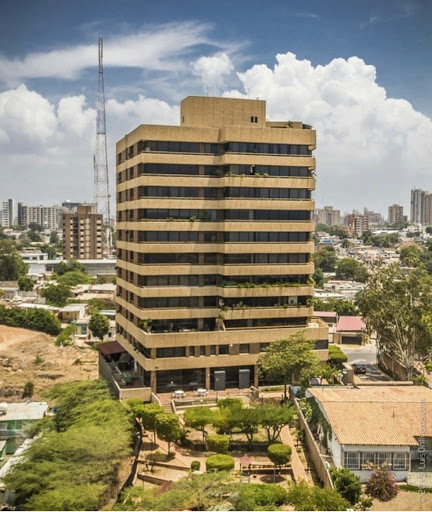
286, 481, 350, 511
217, 397, 243, 410
190, 460, 201, 471
365, 464, 398, 502
330, 467, 362, 505
207, 434, 230, 454
206, 454, 235, 472
328, 345, 348, 365
56, 324, 77, 346
234, 483, 287, 511
0, 305, 61, 335
267, 443, 292, 466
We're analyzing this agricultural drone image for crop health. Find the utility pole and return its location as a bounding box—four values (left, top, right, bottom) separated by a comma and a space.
93, 36, 112, 254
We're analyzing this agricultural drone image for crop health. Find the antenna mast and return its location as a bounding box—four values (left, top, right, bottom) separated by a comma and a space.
93, 36, 112, 253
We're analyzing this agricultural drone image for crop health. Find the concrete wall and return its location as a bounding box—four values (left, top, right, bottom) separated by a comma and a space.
290, 389, 334, 489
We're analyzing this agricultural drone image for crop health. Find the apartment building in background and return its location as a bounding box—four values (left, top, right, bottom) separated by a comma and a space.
315, 206, 342, 227
1, 199, 15, 227
115, 95, 328, 393
346, 213, 369, 236
17, 203, 62, 231
62, 204, 103, 260
388, 204, 405, 225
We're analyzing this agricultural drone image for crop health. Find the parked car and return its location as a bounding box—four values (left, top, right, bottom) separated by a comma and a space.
353, 364, 367, 374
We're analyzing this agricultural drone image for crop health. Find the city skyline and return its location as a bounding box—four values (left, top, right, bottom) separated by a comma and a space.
0, 0, 431, 214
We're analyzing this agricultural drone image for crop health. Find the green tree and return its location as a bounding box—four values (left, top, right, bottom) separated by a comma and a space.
286, 481, 350, 511
40, 283, 72, 307
358, 263, 432, 379
258, 332, 320, 398
89, 312, 109, 341
137, 402, 165, 446
55, 259, 85, 275
336, 258, 368, 282
22, 380, 34, 398
0, 239, 29, 280
18, 275, 34, 292
0, 305, 61, 335
57, 270, 93, 286
260, 404, 294, 444
184, 407, 214, 442
311, 267, 325, 287
49, 231, 59, 244
28, 222, 43, 232
313, 297, 358, 316
155, 413, 182, 455
234, 484, 287, 511
267, 444, 292, 482
313, 246, 338, 272
232, 407, 261, 449
27, 230, 42, 242
330, 467, 362, 505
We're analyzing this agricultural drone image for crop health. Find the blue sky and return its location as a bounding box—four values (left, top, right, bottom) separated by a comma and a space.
0, 0, 431, 215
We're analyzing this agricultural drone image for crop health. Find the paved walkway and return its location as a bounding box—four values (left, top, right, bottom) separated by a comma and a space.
280, 426, 310, 483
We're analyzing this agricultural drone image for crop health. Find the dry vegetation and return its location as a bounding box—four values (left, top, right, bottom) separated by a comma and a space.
0, 325, 98, 400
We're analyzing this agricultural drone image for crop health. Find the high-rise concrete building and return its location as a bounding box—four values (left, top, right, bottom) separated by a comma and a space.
411, 188, 426, 224
388, 204, 404, 225
363, 208, 384, 229
1, 199, 15, 227
315, 206, 342, 227
346, 213, 369, 236
115, 96, 328, 393
17, 203, 62, 230
62, 204, 103, 260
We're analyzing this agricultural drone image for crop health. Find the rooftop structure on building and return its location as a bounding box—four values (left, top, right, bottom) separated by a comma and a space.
115, 95, 328, 394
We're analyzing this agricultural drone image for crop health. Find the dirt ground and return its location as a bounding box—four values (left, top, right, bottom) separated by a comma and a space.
371, 490, 432, 511
0, 325, 98, 401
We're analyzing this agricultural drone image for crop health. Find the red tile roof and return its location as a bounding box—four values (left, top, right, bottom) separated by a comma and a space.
336, 316, 366, 332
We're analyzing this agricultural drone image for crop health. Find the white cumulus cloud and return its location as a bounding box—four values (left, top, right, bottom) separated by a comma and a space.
226, 52, 432, 213
192, 53, 234, 94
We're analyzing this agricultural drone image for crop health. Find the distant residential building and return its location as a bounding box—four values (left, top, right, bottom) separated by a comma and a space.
363, 208, 384, 228
388, 204, 404, 225
62, 204, 103, 260
411, 188, 428, 224
346, 213, 369, 236
17, 203, 62, 230
315, 206, 342, 227
1, 199, 15, 227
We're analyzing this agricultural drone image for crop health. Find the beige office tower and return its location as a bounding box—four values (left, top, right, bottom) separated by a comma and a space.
115, 96, 328, 393
387, 204, 404, 225
62, 204, 103, 260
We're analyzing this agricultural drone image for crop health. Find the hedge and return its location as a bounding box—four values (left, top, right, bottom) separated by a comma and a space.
206, 454, 235, 472
267, 444, 292, 466
207, 434, 230, 454
0, 305, 61, 335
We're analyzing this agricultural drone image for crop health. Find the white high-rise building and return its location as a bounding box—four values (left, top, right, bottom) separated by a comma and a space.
1, 199, 15, 227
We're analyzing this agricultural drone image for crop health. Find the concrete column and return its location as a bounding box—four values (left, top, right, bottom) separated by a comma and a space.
254, 365, 259, 387
205, 368, 211, 390
150, 371, 157, 392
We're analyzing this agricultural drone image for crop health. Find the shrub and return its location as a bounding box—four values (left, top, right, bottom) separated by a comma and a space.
234, 483, 287, 511
328, 345, 348, 365
267, 443, 292, 466
56, 324, 77, 346
190, 460, 201, 471
365, 464, 398, 502
330, 467, 362, 505
217, 397, 243, 410
206, 454, 235, 472
286, 481, 350, 511
207, 434, 230, 454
